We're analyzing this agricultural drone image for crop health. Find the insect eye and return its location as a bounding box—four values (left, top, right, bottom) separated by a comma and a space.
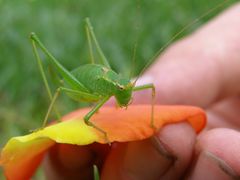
118, 85, 124, 90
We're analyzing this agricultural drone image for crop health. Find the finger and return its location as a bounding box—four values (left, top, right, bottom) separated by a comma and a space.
187, 128, 240, 179
206, 96, 240, 129
43, 143, 110, 180
101, 122, 196, 180
135, 3, 240, 107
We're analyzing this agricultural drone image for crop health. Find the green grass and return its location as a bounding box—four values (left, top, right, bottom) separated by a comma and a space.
0, 0, 237, 179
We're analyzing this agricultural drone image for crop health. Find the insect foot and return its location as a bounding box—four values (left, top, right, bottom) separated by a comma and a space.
150, 123, 158, 134
84, 119, 111, 145
29, 127, 44, 133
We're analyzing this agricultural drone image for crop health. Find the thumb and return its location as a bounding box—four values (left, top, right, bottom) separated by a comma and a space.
134, 3, 240, 107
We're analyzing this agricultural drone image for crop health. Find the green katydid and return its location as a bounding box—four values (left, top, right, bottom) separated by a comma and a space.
30, 0, 228, 139
30, 18, 155, 138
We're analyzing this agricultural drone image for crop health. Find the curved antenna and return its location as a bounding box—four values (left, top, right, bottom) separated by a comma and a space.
133, 0, 231, 85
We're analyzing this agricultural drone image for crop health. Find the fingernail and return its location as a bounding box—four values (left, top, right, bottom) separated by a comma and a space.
151, 136, 177, 162
204, 151, 240, 179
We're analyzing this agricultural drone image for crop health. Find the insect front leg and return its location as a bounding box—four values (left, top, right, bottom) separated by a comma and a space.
84, 96, 110, 143
133, 83, 156, 129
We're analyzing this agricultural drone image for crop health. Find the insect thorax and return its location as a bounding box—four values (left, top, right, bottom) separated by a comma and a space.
71, 64, 133, 105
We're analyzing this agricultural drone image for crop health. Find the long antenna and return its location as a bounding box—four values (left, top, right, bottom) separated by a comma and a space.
133, 0, 231, 84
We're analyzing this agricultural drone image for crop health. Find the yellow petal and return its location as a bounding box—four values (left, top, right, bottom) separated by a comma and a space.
0, 105, 206, 180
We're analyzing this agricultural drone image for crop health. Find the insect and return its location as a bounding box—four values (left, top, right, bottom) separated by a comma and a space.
30, 18, 155, 139
30, 0, 230, 140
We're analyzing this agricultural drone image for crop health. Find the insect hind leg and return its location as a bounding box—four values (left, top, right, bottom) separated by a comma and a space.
85, 20, 95, 64
85, 18, 111, 68
30, 34, 61, 121
30, 88, 61, 133
41, 88, 61, 128
41, 86, 101, 129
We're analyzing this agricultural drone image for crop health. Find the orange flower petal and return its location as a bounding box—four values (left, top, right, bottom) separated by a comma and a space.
65, 105, 206, 143
0, 105, 206, 180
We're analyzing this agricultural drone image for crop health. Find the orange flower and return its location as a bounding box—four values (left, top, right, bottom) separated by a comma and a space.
0, 105, 206, 180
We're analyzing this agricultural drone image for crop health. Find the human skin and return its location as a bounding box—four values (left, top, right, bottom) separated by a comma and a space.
44, 3, 240, 180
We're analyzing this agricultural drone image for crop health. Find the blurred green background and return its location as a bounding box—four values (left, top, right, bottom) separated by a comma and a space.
0, 0, 237, 179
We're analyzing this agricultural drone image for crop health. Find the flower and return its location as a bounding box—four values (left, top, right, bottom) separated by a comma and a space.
0, 105, 206, 180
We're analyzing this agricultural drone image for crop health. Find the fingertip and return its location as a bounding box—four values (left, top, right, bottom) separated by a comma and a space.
102, 122, 197, 180
156, 122, 197, 179
189, 128, 240, 179
196, 128, 240, 171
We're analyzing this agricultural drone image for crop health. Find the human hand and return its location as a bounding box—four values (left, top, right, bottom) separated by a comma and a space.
44, 3, 240, 180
